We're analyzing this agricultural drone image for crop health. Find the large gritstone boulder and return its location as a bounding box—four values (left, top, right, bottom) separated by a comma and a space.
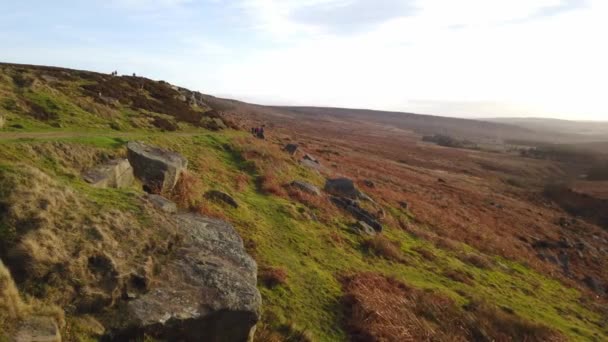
83, 159, 134, 188
107, 214, 261, 342
325, 178, 362, 199
127, 142, 188, 193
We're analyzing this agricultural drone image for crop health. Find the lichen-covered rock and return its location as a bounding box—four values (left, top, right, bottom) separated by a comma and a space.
290, 180, 321, 196
107, 214, 261, 341
127, 141, 187, 193
83, 159, 134, 189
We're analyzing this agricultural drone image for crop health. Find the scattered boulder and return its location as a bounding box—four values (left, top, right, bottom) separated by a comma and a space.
362, 180, 375, 188
438, 178, 447, 184
290, 180, 321, 196
127, 141, 188, 193
147, 194, 177, 214
284, 144, 299, 156
583, 276, 605, 296
302, 154, 318, 163
109, 214, 261, 341
83, 159, 134, 189
398, 201, 409, 210
352, 221, 377, 236
205, 190, 239, 208
330, 196, 382, 232
14, 316, 61, 342
325, 178, 361, 199
300, 159, 321, 172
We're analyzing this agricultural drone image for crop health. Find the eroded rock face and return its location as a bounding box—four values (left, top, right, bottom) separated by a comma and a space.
108, 214, 261, 341
83, 159, 134, 189
290, 180, 321, 196
127, 142, 188, 193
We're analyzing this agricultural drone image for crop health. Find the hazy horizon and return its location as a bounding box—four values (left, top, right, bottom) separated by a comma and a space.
2, 0, 606, 121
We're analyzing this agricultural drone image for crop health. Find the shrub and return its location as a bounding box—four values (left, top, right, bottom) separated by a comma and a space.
259, 266, 288, 288
170, 171, 202, 208
362, 235, 404, 263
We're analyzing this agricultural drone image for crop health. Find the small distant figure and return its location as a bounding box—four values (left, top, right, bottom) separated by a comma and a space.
257, 127, 265, 139
133, 73, 136, 77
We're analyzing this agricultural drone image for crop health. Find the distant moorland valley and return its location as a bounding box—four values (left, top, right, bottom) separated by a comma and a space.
1, 62, 607, 341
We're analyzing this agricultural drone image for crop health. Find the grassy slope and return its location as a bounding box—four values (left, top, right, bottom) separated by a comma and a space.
0, 64, 606, 341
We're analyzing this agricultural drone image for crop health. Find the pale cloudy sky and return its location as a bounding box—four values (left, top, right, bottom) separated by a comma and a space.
1, 0, 606, 120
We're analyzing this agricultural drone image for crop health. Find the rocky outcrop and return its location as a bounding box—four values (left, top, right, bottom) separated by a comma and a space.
330, 197, 382, 232
146, 194, 177, 214
108, 214, 261, 341
325, 178, 362, 199
205, 190, 239, 208
127, 142, 188, 193
290, 180, 321, 196
83, 159, 134, 189
14, 316, 61, 342
284, 144, 298, 156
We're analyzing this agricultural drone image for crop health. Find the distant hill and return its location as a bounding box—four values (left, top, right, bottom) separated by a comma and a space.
265, 106, 605, 144
483, 117, 608, 139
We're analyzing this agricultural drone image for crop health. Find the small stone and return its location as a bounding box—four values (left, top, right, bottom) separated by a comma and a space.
290, 181, 321, 196
284, 144, 299, 156
205, 190, 239, 208
147, 194, 178, 213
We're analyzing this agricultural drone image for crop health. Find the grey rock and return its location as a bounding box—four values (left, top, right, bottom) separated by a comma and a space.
127, 141, 188, 193
300, 159, 321, 172
330, 196, 382, 232
302, 154, 318, 163
325, 178, 361, 199
110, 214, 261, 341
83, 159, 134, 189
362, 180, 375, 188
284, 144, 299, 156
290, 180, 321, 196
14, 316, 61, 342
205, 190, 239, 208
353, 221, 377, 236
147, 194, 177, 213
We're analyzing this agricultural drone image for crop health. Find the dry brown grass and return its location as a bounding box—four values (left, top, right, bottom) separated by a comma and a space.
234, 172, 250, 192
195, 203, 229, 221
342, 273, 564, 342
259, 170, 287, 197
362, 235, 405, 263
258, 266, 288, 288
0, 260, 27, 323
170, 170, 202, 208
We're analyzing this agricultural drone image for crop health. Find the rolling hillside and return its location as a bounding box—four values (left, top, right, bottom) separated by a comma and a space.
1, 63, 607, 341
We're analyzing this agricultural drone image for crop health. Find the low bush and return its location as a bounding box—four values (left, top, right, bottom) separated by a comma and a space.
362, 235, 404, 263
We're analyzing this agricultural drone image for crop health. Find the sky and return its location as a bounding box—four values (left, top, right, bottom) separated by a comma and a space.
1, 0, 607, 120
